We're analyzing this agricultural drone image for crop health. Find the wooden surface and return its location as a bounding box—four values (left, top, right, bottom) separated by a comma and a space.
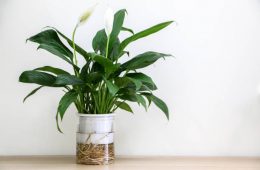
0, 156, 260, 170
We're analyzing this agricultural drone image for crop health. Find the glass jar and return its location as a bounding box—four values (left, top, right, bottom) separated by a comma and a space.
76, 113, 115, 165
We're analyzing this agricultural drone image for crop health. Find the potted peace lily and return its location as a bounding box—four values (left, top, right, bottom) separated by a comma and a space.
19, 7, 173, 165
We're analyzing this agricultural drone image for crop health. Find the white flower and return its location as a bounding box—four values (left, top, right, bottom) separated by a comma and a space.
104, 7, 114, 36
78, 4, 97, 25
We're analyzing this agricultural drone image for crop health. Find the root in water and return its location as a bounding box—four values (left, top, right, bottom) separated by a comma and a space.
76, 143, 114, 165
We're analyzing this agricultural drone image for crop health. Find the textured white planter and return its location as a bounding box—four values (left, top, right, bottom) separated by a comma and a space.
76, 113, 115, 165
78, 113, 115, 134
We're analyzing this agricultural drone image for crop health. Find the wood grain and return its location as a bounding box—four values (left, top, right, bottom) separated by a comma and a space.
0, 156, 260, 170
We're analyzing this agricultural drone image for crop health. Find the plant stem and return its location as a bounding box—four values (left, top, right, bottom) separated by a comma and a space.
105, 35, 110, 58
72, 24, 79, 66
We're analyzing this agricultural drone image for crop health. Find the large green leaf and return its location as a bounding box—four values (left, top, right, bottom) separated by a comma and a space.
115, 77, 141, 90
126, 72, 156, 90
47, 27, 90, 60
109, 9, 126, 49
143, 93, 169, 120
151, 95, 169, 119
92, 29, 121, 61
19, 70, 57, 86
121, 51, 171, 70
28, 30, 78, 69
118, 93, 137, 102
136, 94, 147, 110
92, 29, 107, 56
56, 91, 78, 132
23, 86, 44, 102
101, 9, 127, 61
126, 77, 142, 90
115, 101, 133, 113
55, 75, 84, 86
34, 66, 70, 75
85, 72, 102, 84
119, 21, 173, 52
109, 38, 121, 61
104, 79, 119, 96
92, 54, 119, 76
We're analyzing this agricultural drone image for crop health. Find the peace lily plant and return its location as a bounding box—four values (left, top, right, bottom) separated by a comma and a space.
19, 6, 173, 165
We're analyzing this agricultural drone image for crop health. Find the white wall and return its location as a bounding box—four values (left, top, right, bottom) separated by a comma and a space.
1, 0, 260, 156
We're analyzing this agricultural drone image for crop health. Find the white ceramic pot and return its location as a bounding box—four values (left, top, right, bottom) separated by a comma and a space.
76, 113, 115, 165
78, 113, 115, 134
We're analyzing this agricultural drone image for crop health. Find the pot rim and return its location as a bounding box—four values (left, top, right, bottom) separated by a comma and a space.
77, 113, 115, 117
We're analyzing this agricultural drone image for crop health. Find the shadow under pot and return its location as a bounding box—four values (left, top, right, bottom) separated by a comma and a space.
76, 113, 115, 165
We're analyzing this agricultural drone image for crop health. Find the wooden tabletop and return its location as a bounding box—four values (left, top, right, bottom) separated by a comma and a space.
0, 156, 260, 170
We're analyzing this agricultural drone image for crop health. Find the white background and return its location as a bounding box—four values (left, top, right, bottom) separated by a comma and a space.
1, 0, 260, 156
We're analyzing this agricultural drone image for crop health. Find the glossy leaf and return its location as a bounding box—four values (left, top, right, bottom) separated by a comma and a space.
19, 71, 56, 86
136, 94, 147, 110
121, 51, 171, 70
27, 30, 76, 65
118, 93, 137, 102
23, 86, 44, 102
92, 29, 107, 55
143, 93, 169, 119
126, 72, 156, 90
152, 95, 169, 119
119, 21, 173, 52
85, 72, 102, 84
127, 77, 142, 90
92, 54, 119, 76
115, 101, 133, 113
47, 27, 90, 60
121, 27, 134, 34
35, 66, 70, 75
104, 79, 119, 96
109, 9, 126, 47
55, 75, 84, 86
56, 91, 78, 132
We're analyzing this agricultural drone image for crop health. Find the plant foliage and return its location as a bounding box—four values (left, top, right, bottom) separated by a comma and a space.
19, 9, 173, 132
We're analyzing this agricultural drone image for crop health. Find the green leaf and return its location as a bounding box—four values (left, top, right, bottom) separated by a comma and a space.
56, 91, 78, 132
121, 51, 171, 70
142, 92, 152, 106
104, 79, 119, 96
92, 54, 119, 76
121, 27, 134, 34
92, 29, 121, 61
28, 30, 79, 69
86, 72, 102, 84
47, 27, 90, 60
23, 86, 44, 102
126, 72, 156, 90
139, 84, 157, 91
34, 66, 70, 75
152, 95, 169, 119
92, 29, 107, 56
55, 75, 84, 86
119, 93, 137, 102
119, 21, 173, 52
127, 77, 142, 90
19, 70, 57, 86
115, 101, 133, 113
136, 94, 147, 110
109, 38, 121, 61
115, 77, 141, 90
110, 9, 127, 46
37, 44, 78, 70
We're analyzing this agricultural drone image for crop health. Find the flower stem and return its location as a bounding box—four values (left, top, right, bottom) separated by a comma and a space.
105, 35, 110, 58
72, 25, 78, 66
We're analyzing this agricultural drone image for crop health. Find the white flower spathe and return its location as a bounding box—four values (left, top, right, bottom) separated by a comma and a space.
78, 4, 97, 26
104, 7, 114, 36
